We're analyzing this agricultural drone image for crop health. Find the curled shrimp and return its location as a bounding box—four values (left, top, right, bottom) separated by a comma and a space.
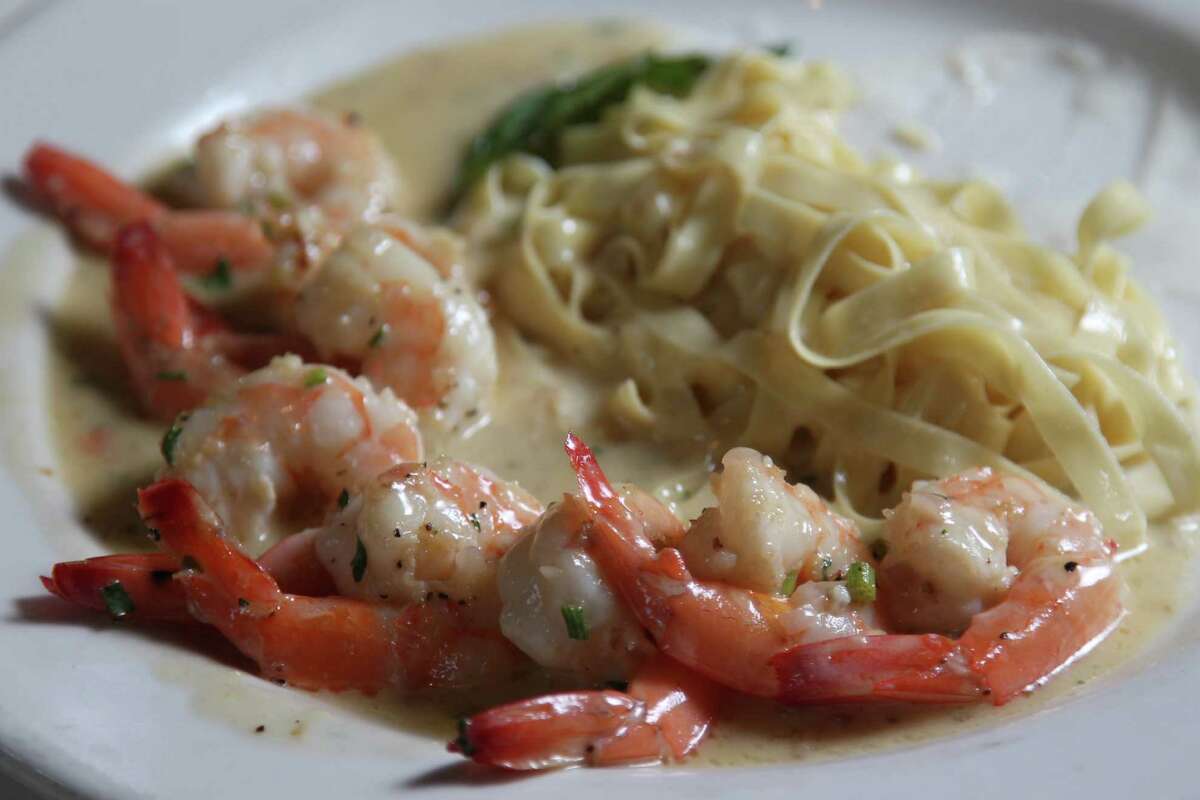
163, 353, 423, 551
24, 143, 273, 274
110, 222, 307, 419
567, 436, 879, 699
452, 652, 720, 770
314, 459, 543, 613
25, 108, 399, 280
293, 225, 497, 429
774, 468, 1126, 705
128, 478, 522, 691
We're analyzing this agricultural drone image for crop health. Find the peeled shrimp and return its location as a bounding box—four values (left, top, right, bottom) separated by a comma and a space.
293, 225, 497, 429
24, 143, 273, 275
164, 354, 422, 550
315, 459, 542, 614
131, 478, 521, 691
566, 435, 879, 699
25, 109, 399, 281
777, 468, 1125, 705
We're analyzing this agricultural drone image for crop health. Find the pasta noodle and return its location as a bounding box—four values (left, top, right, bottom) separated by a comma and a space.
458, 51, 1200, 551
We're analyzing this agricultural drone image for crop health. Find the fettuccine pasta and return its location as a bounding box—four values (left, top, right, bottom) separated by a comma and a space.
458, 50, 1200, 550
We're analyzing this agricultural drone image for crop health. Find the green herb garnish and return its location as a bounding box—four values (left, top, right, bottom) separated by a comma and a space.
337, 489, 350, 510
100, 581, 135, 619
846, 561, 877, 604
201, 258, 232, 290
303, 368, 328, 388
778, 570, 799, 598
561, 604, 589, 641
351, 538, 368, 583
369, 325, 388, 348
766, 42, 793, 57
160, 414, 189, 466
447, 51, 711, 211
469, 513, 481, 531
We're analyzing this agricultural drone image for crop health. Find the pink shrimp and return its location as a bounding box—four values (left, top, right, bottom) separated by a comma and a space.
23, 142, 273, 274
565, 436, 1125, 706
128, 478, 523, 692
110, 221, 304, 420
40, 529, 335, 623
451, 652, 721, 770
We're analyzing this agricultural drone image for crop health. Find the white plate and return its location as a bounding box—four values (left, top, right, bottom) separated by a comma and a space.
2, 1, 1200, 797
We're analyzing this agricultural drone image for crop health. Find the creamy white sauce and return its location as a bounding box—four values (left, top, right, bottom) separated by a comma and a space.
34, 19, 1199, 768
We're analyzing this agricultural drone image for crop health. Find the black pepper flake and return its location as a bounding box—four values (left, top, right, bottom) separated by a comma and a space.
254, 725, 266, 734
149, 569, 173, 585
396, 559, 404, 569
998, 632, 1011, 640
1064, 561, 1079, 572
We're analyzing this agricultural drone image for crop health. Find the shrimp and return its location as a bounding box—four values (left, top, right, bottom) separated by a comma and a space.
24, 108, 399, 280
292, 225, 497, 429
164, 354, 423, 551
451, 652, 721, 770
24, 142, 274, 274
314, 459, 542, 616
40, 528, 335, 623
110, 222, 307, 419
565, 436, 879, 699
130, 478, 522, 691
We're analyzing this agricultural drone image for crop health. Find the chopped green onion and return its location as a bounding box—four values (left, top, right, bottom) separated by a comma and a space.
160, 414, 189, 466
846, 561, 876, 604
351, 538, 368, 582
155, 371, 187, 382
303, 368, 328, 388
100, 581, 135, 619
337, 489, 350, 510
870, 539, 889, 561
201, 258, 233, 290
369, 325, 388, 348
778, 571, 799, 597
561, 604, 589, 640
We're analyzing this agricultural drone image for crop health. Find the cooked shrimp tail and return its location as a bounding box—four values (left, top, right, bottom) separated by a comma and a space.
24, 142, 165, 250
24, 142, 272, 273
137, 478, 523, 692
41, 528, 338, 624
111, 222, 300, 419
40, 553, 193, 622
452, 653, 720, 770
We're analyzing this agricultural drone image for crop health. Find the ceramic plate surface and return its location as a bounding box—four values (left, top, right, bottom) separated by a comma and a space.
2, 1, 1200, 797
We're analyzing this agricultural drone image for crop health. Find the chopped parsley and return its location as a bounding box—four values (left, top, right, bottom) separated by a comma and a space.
160, 414, 189, 466
201, 258, 233, 290
846, 561, 877, 604
561, 604, 589, 640
303, 368, 328, 388
351, 538, 368, 582
778, 570, 799, 598
469, 513, 481, 531
155, 371, 188, 382
369, 325, 389, 348
100, 581, 135, 619
337, 489, 350, 510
